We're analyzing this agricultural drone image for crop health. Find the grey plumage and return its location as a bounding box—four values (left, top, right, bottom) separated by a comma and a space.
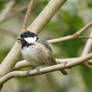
37, 39, 68, 75
19, 31, 68, 75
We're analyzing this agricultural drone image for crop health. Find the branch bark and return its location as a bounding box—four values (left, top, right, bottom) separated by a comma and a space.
48, 22, 92, 43
13, 57, 80, 70
81, 29, 92, 56
81, 27, 92, 68
22, 0, 35, 32
0, 52, 92, 85
27, 0, 66, 33
0, 0, 15, 22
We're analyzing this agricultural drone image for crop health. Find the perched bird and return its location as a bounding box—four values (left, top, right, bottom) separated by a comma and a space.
18, 31, 67, 75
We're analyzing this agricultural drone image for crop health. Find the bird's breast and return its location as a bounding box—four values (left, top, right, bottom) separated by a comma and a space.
21, 43, 54, 66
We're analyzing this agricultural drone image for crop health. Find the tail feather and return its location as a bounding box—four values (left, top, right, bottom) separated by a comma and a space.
60, 69, 68, 75
50, 56, 68, 75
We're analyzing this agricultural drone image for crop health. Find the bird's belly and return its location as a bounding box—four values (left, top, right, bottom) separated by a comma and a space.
21, 46, 46, 66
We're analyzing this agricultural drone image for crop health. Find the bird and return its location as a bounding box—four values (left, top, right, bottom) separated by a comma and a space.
18, 31, 67, 75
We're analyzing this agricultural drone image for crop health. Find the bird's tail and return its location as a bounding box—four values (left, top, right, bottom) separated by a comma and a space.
60, 69, 68, 75
50, 56, 68, 75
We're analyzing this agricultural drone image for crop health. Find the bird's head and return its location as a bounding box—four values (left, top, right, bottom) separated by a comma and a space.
18, 31, 39, 48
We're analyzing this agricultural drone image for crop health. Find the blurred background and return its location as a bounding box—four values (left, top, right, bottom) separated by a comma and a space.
0, 0, 92, 92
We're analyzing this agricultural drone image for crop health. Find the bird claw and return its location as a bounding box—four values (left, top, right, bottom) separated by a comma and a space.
37, 68, 41, 74
36, 66, 43, 75
26, 66, 43, 76
26, 67, 34, 76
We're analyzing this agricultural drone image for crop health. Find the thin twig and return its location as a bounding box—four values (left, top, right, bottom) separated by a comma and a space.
14, 57, 80, 70
48, 22, 92, 43
14, 60, 32, 70
0, 28, 17, 37
1, 5, 27, 23
0, 0, 15, 22
81, 27, 92, 68
81, 31, 92, 56
88, 60, 92, 64
22, 0, 34, 32
83, 63, 92, 68
78, 36, 92, 39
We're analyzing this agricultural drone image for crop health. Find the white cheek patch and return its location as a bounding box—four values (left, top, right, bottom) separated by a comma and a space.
24, 37, 36, 43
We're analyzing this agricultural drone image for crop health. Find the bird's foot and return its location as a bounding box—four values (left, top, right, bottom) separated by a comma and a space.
36, 66, 43, 75
26, 67, 34, 76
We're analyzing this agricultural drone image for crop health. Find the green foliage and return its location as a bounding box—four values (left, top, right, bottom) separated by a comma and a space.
80, 66, 92, 92
61, 15, 84, 57
34, 1, 49, 15
0, 1, 6, 10
87, 0, 92, 8
0, 48, 10, 63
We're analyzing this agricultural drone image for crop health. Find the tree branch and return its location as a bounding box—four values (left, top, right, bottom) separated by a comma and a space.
81, 30, 92, 56
1, 52, 92, 85
81, 27, 92, 68
27, 0, 67, 33
48, 22, 92, 43
22, 0, 34, 32
1, 5, 27, 23
14, 57, 81, 70
0, 0, 15, 22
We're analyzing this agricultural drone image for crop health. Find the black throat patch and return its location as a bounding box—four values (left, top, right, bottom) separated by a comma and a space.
21, 39, 34, 48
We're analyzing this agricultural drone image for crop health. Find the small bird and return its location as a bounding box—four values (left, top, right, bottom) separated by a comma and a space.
18, 31, 67, 75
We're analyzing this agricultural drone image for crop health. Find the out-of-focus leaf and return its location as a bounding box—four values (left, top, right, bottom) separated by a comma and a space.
0, 1, 6, 10
0, 48, 10, 62
80, 66, 92, 92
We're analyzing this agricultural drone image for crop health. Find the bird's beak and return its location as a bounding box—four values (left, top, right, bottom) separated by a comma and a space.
17, 37, 22, 43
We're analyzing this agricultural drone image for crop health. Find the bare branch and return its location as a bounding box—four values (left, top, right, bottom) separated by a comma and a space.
0, 28, 17, 37
14, 57, 80, 70
1, 52, 92, 85
81, 30, 92, 56
48, 22, 92, 43
56, 58, 81, 63
22, 0, 35, 32
81, 27, 92, 68
88, 60, 92, 64
1, 6, 27, 23
27, 0, 67, 33
83, 63, 92, 68
14, 60, 32, 70
0, 0, 15, 22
